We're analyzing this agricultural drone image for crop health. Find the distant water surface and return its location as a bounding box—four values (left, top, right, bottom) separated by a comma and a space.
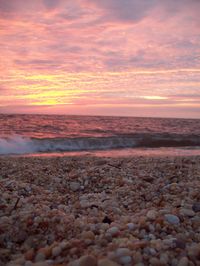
0, 114, 200, 156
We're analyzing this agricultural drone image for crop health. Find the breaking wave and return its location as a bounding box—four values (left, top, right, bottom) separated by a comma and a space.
0, 134, 200, 155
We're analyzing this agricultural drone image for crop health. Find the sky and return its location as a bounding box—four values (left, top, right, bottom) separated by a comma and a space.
0, 0, 200, 118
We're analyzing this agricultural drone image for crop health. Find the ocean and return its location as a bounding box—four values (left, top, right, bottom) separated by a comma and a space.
0, 114, 200, 156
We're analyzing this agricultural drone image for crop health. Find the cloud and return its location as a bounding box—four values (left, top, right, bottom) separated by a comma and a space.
85, 0, 156, 23
0, 0, 40, 15
85, 0, 200, 24
43, 0, 61, 10
0, 0, 61, 16
14, 58, 67, 71
0, 0, 15, 13
0, 0, 199, 118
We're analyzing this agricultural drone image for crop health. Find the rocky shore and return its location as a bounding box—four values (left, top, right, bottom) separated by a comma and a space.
0, 155, 200, 266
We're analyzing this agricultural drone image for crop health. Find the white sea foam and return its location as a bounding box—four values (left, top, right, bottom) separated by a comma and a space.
0, 136, 36, 155
0, 135, 137, 155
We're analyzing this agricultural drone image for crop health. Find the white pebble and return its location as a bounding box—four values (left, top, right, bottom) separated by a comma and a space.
146, 210, 157, 220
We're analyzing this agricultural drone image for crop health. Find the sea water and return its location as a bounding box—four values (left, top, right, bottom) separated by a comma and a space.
0, 114, 200, 156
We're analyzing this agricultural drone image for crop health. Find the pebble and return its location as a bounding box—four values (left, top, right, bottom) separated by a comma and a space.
79, 255, 97, 266
192, 202, 200, 212
37, 247, 52, 259
187, 243, 200, 259
24, 261, 33, 266
70, 182, 81, 192
35, 252, 46, 262
149, 257, 161, 266
82, 231, 95, 240
25, 249, 35, 261
68, 259, 80, 266
98, 258, 120, 266
32, 262, 50, 266
80, 199, 89, 208
52, 246, 62, 257
119, 255, 132, 264
160, 253, 169, 264
146, 210, 157, 220
107, 227, 119, 237
177, 257, 189, 266
115, 248, 130, 257
179, 208, 195, 217
164, 214, 180, 224
1, 156, 200, 266
127, 223, 135, 230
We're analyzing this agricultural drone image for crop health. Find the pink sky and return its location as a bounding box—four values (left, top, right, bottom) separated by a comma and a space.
0, 0, 200, 118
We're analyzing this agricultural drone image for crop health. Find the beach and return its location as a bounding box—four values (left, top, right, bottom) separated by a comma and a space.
0, 155, 200, 266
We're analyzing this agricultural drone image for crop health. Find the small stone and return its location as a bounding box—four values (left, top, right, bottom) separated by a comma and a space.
8, 257, 25, 265
79, 255, 97, 266
119, 256, 132, 264
149, 257, 161, 266
160, 253, 169, 264
164, 214, 180, 225
115, 248, 130, 257
191, 216, 200, 229
188, 243, 200, 259
180, 208, 195, 217
174, 239, 186, 249
146, 210, 157, 220
70, 182, 81, 192
98, 258, 120, 266
192, 202, 200, 212
131, 240, 148, 249
32, 262, 49, 266
82, 231, 95, 240
177, 257, 189, 266
52, 246, 62, 257
163, 238, 177, 248
59, 241, 70, 250
107, 227, 119, 237
127, 223, 135, 230
80, 200, 89, 208
25, 249, 35, 261
35, 252, 46, 262
37, 247, 51, 259
24, 261, 33, 266
68, 259, 79, 266
171, 258, 178, 266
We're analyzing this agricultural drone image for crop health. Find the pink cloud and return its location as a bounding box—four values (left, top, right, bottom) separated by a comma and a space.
0, 0, 199, 117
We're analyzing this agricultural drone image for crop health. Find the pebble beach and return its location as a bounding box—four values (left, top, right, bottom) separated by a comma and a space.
0, 155, 200, 266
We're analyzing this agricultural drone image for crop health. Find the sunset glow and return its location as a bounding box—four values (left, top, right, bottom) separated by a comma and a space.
0, 0, 200, 118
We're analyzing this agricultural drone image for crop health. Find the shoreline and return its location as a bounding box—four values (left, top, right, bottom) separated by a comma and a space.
2, 145, 200, 158
0, 155, 200, 265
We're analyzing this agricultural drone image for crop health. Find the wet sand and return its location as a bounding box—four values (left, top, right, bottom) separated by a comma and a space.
0, 155, 200, 266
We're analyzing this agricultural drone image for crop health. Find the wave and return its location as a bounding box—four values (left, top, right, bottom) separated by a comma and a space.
0, 134, 200, 155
